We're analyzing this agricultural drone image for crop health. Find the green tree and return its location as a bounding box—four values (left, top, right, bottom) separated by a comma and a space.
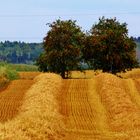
36, 53, 48, 72
82, 17, 139, 74
37, 19, 84, 78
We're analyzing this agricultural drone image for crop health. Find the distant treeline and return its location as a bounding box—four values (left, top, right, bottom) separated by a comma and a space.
0, 38, 140, 64
134, 37, 140, 62
0, 41, 43, 64
134, 37, 140, 42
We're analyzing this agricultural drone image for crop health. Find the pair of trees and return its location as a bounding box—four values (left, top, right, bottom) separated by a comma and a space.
37, 17, 138, 78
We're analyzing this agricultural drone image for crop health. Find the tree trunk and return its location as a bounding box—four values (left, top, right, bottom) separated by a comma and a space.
61, 71, 65, 79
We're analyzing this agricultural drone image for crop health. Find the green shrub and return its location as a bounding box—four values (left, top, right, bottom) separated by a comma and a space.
0, 67, 6, 79
6, 68, 19, 80
0, 66, 19, 81
6, 63, 38, 72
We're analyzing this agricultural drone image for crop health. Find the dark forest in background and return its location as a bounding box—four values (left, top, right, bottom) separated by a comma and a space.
134, 37, 140, 62
0, 41, 43, 64
0, 38, 140, 64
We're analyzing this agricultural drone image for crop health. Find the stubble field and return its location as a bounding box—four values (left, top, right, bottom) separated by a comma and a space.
0, 70, 140, 139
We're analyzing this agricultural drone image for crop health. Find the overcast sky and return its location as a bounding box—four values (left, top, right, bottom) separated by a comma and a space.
0, 0, 140, 42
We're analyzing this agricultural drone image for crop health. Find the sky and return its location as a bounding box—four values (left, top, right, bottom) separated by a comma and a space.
0, 0, 140, 42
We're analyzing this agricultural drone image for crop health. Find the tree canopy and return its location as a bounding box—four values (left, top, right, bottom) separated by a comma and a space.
37, 19, 85, 78
37, 17, 139, 77
82, 17, 139, 73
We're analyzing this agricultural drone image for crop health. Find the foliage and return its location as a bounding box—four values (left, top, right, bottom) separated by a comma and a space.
38, 19, 85, 78
136, 42, 140, 63
0, 41, 43, 64
36, 53, 48, 72
0, 62, 38, 72
134, 37, 140, 42
5, 68, 19, 80
0, 66, 19, 81
82, 17, 139, 74
8, 64, 38, 71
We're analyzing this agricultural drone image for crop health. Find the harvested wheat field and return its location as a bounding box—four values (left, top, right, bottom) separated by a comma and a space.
0, 73, 65, 140
0, 72, 38, 123
0, 80, 33, 122
19, 72, 41, 79
59, 73, 140, 139
1, 71, 140, 139
0, 72, 40, 123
